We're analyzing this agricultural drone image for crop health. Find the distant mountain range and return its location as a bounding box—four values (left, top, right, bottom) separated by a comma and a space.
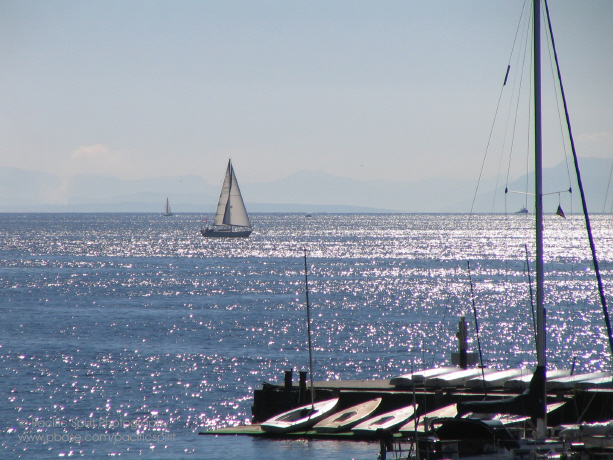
0, 157, 610, 213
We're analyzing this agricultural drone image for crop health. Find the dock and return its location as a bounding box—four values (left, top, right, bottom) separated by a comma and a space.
200, 371, 613, 439
200, 423, 370, 440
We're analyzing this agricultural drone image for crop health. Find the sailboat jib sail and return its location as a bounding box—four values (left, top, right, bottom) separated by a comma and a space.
201, 160, 252, 238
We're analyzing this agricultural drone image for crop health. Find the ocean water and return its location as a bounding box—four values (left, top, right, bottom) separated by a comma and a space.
1, 212, 612, 459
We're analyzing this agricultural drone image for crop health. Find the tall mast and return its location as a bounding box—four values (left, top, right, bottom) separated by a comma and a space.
533, 0, 547, 438
303, 249, 315, 410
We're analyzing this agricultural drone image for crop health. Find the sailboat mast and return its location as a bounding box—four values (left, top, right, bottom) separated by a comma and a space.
303, 250, 315, 410
533, 0, 547, 438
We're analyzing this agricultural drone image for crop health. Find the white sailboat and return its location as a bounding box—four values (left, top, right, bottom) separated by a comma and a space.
163, 198, 173, 216
201, 159, 252, 238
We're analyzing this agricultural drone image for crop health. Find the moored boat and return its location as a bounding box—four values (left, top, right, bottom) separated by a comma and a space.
260, 398, 339, 433
399, 404, 457, 435
465, 369, 530, 389
313, 398, 382, 433
574, 375, 613, 389
547, 372, 611, 390
503, 369, 571, 389
390, 367, 458, 387
425, 368, 495, 388
351, 404, 415, 436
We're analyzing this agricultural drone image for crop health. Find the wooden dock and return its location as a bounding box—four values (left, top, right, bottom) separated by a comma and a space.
200, 374, 613, 439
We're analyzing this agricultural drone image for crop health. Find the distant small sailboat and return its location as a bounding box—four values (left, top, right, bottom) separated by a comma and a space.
163, 198, 173, 216
201, 160, 252, 238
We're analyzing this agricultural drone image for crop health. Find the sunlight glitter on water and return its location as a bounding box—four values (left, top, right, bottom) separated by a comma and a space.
1, 213, 613, 458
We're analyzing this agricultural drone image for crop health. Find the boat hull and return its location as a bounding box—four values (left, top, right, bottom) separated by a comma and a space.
313, 398, 382, 433
399, 404, 457, 435
391, 367, 458, 386
200, 227, 252, 238
426, 368, 495, 388
465, 369, 528, 389
352, 405, 415, 436
261, 398, 340, 433
504, 369, 571, 389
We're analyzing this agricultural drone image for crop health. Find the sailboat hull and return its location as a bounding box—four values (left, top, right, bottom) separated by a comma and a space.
261, 398, 340, 433
313, 398, 383, 433
200, 227, 252, 238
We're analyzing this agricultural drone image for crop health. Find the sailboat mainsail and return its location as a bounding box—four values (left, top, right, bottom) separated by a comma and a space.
163, 198, 173, 216
201, 160, 252, 238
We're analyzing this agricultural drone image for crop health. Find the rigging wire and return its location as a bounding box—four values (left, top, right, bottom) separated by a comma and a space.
603, 161, 613, 214
544, 0, 613, 364
464, 2, 531, 371
504, 3, 533, 213
542, 0, 573, 215
467, 261, 486, 378
524, 244, 537, 347
468, 0, 530, 218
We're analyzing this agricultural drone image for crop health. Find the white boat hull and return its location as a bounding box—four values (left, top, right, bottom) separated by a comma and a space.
391, 367, 458, 386
261, 398, 339, 433
425, 368, 495, 388
503, 369, 571, 389
547, 371, 611, 390
465, 369, 529, 389
399, 404, 457, 434
352, 405, 415, 436
313, 398, 382, 433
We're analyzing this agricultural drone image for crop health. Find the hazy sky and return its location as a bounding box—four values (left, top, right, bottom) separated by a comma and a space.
1, 1, 612, 186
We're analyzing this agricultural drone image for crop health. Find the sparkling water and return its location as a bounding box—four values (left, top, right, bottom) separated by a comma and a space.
1, 213, 611, 459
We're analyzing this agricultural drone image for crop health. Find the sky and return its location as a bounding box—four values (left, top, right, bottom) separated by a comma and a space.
1, 0, 612, 188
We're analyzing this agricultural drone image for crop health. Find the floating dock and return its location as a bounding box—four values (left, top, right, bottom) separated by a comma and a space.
200, 370, 613, 439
